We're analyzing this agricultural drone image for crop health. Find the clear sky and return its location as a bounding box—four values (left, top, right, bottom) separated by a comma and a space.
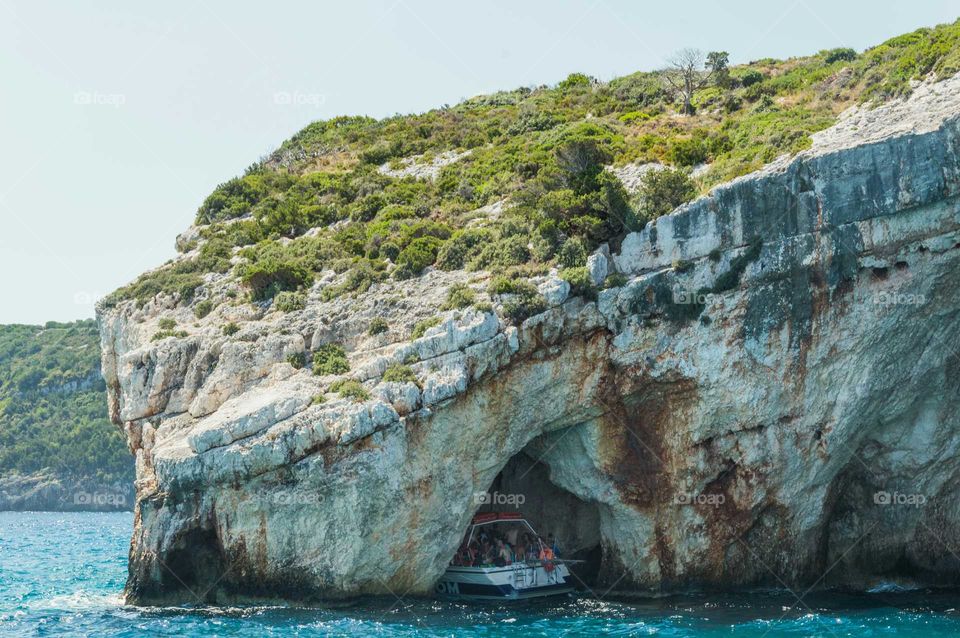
1, 1, 956, 325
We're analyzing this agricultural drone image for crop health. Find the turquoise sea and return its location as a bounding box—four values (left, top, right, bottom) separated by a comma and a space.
3, 512, 960, 637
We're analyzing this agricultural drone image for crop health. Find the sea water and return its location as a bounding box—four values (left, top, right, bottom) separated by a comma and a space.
3, 511, 960, 637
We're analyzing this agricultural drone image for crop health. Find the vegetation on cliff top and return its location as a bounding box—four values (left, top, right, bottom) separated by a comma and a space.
108, 20, 960, 309
0, 321, 132, 483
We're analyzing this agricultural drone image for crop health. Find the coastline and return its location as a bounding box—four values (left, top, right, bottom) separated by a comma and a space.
0, 471, 133, 512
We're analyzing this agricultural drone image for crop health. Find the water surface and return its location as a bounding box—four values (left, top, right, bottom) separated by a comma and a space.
2, 511, 960, 636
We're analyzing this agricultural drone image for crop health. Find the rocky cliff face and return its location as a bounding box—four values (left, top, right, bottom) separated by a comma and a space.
99, 76, 960, 604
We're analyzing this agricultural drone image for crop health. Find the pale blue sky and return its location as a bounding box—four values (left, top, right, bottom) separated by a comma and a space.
1, 0, 956, 324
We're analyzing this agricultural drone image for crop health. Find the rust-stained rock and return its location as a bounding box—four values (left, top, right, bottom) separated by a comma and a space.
99, 75, 960, 604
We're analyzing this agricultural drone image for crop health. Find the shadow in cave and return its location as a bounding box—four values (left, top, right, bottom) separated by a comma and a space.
472, 447, 604, 589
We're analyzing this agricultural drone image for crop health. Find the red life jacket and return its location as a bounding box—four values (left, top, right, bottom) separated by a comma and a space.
539, 546, 555, 572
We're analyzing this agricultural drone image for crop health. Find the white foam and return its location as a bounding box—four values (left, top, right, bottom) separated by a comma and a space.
30, 590, 124, 611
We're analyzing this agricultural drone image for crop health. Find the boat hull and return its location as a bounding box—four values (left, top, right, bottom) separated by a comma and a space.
436, 563, 574, 600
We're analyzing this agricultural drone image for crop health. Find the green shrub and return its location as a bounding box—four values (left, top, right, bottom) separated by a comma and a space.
602, 273, 628, 289
107, 266, 205, 307
473, 301, 494, 313
557, 237, 588, 268
349, 193, 386, 222
222, 322, 240, 336
329, 379, 370, 402
382, 363, 418, 384
287, 352, 307, 369
824, 47, 857, 64
237, 255, 312, 301
489, 274, 547, 323
158, 318, 177, 331
274, 291, 306, 312
736, 69, 765, 87
618, 110, 652, 124
411, 316, 442, 339
435, 228, 493, 270
708, 248, 722, 262
151, 329, 188, 342
395, 236, 443, 278
507, 109, 559, 135
380, 241, 401, 261
196, 174, 269, 223
487, 276, 538, 297
502, 292, 547, 324
321, 260, 387, 301
559, 266, 597, 301
312, 394, 326, 405
375, 204, 417, 222
467, 235, 530, 271
440, 283, 476, 310
558, 72, 593, 90
312, 344, 350, 376
368, 317, 389, 335
194, 300, 214, 319
667, 137, 709, 167
635, 168, 697, 223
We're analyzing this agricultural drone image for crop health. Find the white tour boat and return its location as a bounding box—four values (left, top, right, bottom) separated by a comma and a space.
435, 512, 575, 600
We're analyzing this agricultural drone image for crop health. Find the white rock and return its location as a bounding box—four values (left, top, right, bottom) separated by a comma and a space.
587, 248, 609, 287
538, 275, 570, 306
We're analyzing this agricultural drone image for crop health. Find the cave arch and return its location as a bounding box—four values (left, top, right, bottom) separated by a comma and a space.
455, 435, 609, 588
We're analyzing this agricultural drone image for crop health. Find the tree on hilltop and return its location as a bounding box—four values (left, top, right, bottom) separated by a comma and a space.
662, 48, 729, 115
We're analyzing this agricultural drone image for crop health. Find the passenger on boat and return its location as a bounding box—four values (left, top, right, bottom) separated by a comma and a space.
496, 539, 512, 566
538, 540, 556, 571
547, 533, 561, 557
525, 538, 538, 562
514, 538, 526, 563
481, 540, 496, 566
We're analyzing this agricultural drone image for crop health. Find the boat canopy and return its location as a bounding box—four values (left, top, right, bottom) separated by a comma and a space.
465, 512, 541, 547
471, 512, 523, 525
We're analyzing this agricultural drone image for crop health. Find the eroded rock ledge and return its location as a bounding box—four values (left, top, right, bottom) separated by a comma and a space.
99, 77, 960, 604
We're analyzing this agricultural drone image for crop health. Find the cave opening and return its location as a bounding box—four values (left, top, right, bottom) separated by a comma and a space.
468, 445, 604, 589
160, 527, 229, 603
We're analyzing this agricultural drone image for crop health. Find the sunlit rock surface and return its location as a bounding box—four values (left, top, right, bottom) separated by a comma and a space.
99, 76, 960, 604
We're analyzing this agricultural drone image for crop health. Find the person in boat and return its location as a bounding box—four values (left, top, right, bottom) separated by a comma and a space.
538, 537, 556, 571
463, 544, 474, 566
493, 539, 510, 566
547, 533, 561, 557
481, 540, 496, 566
525, 536, 538, 562
514, 537, 526, 564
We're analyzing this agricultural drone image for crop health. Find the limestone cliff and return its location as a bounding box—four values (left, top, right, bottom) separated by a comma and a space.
99, 76, 960, 604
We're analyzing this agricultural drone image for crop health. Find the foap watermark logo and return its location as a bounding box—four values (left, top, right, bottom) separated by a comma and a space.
74, 490, 127, 507
873, 490, 927, 508
273, 90, 326, 108
252, 488, 325, 506
673, 289, 717, 306
73, 90, 126, 108
473, 491, 526, 507
872, 291, 926, 307
73, 291, 105, 306
673, 491, 726, 508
